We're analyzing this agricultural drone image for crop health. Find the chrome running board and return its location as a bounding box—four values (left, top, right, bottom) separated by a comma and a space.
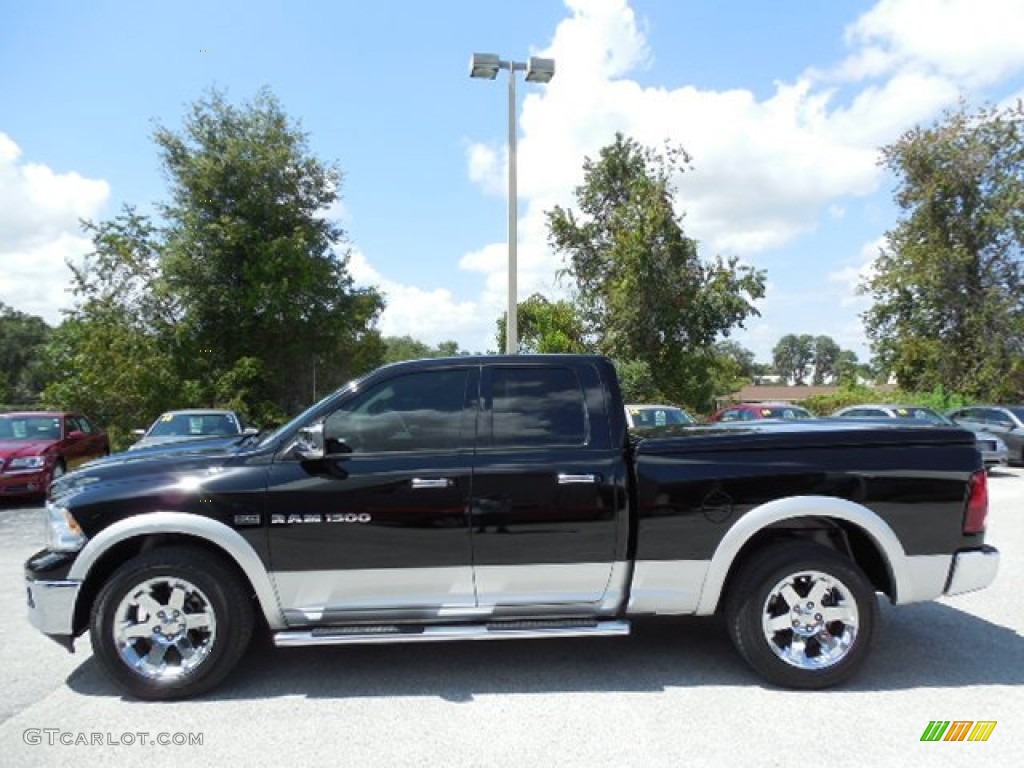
273, 619, 630, 647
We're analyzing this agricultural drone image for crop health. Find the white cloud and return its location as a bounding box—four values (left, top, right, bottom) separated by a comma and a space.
0, 133, 109, 324
840, 0, 1024, 88
465, 0, 988, 273
465, 142, 504, 197
827, 237, 886, 308
347, 250, 495, 351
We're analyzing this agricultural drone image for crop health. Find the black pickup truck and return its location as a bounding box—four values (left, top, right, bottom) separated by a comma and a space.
26, 355, 999, 699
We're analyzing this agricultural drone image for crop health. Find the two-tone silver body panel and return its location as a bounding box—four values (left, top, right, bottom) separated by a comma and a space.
46, 494, 997, 642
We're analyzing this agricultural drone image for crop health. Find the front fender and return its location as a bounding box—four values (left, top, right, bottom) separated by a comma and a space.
69, 511, 286, 630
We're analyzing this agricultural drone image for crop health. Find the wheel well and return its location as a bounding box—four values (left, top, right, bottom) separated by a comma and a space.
717, 516, 894, 613
73, 533, 262, 636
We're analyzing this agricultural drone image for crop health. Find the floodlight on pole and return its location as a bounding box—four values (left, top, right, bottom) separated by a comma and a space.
469, 52, 556, 354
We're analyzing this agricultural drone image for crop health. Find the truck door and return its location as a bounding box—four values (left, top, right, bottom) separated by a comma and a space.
469, 362, 626, 615
266, 365, 479, 624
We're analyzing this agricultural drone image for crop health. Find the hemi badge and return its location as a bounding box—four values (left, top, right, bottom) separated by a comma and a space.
233, 514, 261, 526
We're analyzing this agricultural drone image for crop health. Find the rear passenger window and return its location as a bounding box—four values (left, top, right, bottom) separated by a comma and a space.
490, 367, 587, 447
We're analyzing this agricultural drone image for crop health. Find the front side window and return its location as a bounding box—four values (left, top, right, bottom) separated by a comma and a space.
323, 368, 470, 453
489, 367, 586, 447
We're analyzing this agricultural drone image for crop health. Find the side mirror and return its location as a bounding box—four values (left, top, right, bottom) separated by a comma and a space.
67, 430, 85, 439
131, 429, 146, 437
242, 427, 259, 436
295, 423, 325, 461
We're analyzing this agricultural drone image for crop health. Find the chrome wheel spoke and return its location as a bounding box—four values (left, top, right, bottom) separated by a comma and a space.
817, 630, 839, 654
167, 586, 187, 612
806, 579, 831, 607
122, 623, 152, 640
788, 636, 807, 661
778, 584, 802, 610
174, 636, 198, 661
766, 614, 794, 633
184, 611, 212, 630
135, 593, 163, 620
142, 641, 169, 669
821, 605, 856, 626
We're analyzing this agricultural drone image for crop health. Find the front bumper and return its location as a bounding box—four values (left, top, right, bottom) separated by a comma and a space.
26, 577, 81, 651
944, 546, 1000, 596
0, 468, 48, 496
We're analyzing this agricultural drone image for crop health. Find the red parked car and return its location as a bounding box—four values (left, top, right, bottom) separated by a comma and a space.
710, 402, 814, 422
0, 412, 109, 498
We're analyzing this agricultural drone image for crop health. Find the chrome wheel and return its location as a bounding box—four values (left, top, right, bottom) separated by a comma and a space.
113, 576, 217, 681
761, 569, 859, 670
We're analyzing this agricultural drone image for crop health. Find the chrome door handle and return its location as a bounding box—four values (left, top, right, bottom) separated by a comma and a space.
558, 473, 598, 484
411, 478, 454, 489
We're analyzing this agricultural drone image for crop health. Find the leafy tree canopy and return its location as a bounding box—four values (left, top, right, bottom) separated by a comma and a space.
0, 302, 52, 405
495, 293, 588, 354
862, 101, 1024, 400
43, 87, 384, 442
546, 132, 765, 408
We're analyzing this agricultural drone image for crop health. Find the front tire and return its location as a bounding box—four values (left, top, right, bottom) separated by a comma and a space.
90, 546, 254, 700
724, 541, 877, 689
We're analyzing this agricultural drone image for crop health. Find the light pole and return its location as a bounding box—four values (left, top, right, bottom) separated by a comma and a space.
469, 53, 555, 354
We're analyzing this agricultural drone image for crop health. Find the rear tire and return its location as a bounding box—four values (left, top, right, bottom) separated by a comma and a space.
724, 541, 877, 689
90, 546, 254, 700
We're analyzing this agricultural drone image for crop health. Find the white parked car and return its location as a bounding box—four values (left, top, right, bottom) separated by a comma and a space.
624, 404, 697, 429
130, 409, 255, 450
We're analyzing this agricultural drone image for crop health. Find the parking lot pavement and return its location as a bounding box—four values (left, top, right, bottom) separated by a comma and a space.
0, 473, 1021, 767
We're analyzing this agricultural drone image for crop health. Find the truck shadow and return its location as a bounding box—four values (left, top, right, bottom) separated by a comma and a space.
65, 600, 1023, 701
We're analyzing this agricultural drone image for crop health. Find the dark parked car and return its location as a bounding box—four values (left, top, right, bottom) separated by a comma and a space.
832, 404, 1009, 469
0, 412, 109, 498
711, 402, 813, 422
946, 405, 1024, 465
130, 409, 254, 451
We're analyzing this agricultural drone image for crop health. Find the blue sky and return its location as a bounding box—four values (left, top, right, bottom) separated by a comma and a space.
2, 0, 1023, 362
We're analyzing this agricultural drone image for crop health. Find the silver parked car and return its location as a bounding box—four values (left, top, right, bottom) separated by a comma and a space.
946, 405, 1024, 465
831, 404, 1008, 469
130, 409, 255, 450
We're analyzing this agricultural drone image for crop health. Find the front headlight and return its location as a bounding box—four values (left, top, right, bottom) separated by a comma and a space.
9, 455, 46, 469
993, 436, 1008, 451
45, 501, 87, 552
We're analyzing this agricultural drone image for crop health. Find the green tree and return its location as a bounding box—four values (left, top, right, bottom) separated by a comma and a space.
772, 334, 815, 385
42, 211, 184, 446
613, 359, 663, 403
707, 340, 758, 403
495, 293, 589, 354
862, 101, 1024, 400
156, 87, 384, 414
812, 335, 842, 385
382, 335, 434, 364
546, 133, 765, 405
0, 303, 52, 405
44, 88, 385, 434
381, 336, 467, 364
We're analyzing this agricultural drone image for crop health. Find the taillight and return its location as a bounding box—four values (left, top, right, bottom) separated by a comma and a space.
964, 470, 988, 534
